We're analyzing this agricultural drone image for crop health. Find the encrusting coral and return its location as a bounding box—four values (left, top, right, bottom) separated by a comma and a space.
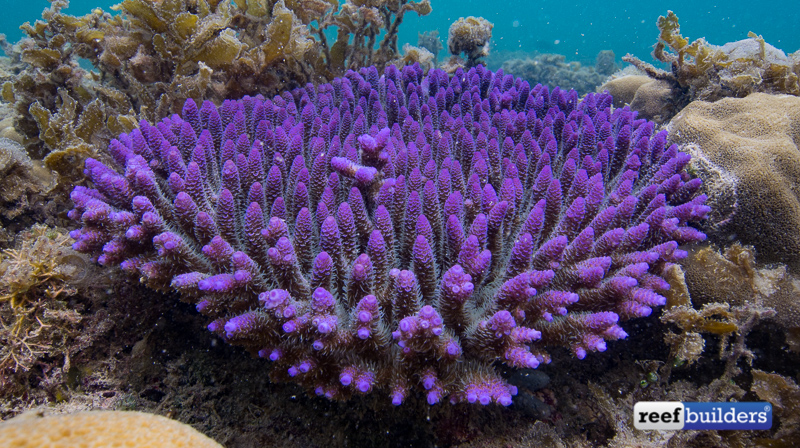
3, 0, 431, 180
0, 410, 223, 448
68, 64, 708, 406
620, 11, 800, 123
667, 92, 800, 266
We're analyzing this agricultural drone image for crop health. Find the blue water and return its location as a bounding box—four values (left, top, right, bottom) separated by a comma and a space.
2, 1, 799, 66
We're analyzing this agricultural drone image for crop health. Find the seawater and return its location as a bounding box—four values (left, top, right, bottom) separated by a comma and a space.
2, 0, 799, 66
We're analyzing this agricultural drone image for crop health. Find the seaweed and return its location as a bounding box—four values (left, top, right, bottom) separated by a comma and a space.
0, 226, 87, 399
751, 370, 800, 446
621, 11, 800, 122
0, 138, 57, 242
2, 0, 431, 181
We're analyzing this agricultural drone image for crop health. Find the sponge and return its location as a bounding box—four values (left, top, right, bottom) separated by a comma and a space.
0, 410, 223, 448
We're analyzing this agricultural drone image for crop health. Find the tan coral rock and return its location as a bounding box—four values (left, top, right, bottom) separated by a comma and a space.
0, 126, 23, 144
600, 75, 652, 108
0, 410, 223, 448
668, 93, 800, 265
629, 79, 677, 124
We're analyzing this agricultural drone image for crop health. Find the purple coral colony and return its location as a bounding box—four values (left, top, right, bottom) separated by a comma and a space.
68, 63, 708, 406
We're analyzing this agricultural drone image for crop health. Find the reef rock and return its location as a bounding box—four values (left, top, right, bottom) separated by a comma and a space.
503, 52, 610, 96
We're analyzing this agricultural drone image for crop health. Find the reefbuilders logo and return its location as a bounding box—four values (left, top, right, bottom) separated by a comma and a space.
634, 402, 772, 430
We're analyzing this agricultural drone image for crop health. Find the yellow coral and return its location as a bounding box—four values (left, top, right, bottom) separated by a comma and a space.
0, 411, 223, 448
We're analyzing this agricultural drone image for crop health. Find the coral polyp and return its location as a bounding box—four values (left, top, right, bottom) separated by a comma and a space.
68, 64, 708, 406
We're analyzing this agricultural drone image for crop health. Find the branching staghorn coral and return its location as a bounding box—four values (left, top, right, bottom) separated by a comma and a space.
68, 64, 708, 406
3, 0, 431, 179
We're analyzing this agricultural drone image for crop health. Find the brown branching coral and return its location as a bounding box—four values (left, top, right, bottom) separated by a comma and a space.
3, 0, 431, 181
0, 225, 89, 398
620, 11, 800, 122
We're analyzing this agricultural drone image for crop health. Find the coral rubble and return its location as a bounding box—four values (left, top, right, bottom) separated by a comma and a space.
67, 64, 708, 406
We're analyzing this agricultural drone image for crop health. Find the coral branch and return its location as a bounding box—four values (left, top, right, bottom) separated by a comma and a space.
68, 64, 707, 406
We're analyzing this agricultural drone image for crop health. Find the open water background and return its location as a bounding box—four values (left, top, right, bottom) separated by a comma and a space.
2, 0, 799, 67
